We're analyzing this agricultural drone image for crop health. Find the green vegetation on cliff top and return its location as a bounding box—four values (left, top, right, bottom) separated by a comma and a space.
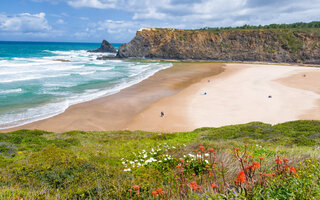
0, 120, 320, 199
199, 21, 320, 34
154, 21, 320, 34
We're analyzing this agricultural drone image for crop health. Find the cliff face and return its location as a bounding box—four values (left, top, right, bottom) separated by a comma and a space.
117, 29, 320, 64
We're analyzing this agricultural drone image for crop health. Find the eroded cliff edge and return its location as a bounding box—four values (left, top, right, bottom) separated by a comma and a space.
117, 28, 320, 64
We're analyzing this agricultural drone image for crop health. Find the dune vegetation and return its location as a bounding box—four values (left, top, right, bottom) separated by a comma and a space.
0, 120, 320, 199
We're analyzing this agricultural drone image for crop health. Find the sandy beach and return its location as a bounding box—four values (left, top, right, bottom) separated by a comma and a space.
3, 63, 224, 132
127, 63, 320, 131
3, 62, 320, 133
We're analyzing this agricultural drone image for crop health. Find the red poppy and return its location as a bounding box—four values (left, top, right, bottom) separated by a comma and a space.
289, 167, 298, 177
283, 158, 289, 164
199, 146, 205, 151
189, 181, 200, 191
196, 185, 202, 191
236, 171, 246, 185
245, 165, 251, 171
283, 165, 289, 170
189, 181, 197, 187
211, 184, 218, 189
259, 157, 264, 161
275, 158, 282, 164
265, 173, 272, 177
156, 189, 163, 195
151, 191, 158, 198
208, 148, 214, 152
132, 185, 140, 190
252, 161, 260, 169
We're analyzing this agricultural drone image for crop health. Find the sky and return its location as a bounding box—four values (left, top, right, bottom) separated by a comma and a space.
0, 0, 319, 43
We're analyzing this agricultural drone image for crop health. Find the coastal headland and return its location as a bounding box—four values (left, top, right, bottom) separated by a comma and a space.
115, 28, 320, 64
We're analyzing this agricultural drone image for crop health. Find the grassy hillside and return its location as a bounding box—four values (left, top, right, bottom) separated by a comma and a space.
0, 120, 320, 199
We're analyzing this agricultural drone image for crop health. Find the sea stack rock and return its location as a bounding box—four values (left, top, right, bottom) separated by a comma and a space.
89, 40, 117, 53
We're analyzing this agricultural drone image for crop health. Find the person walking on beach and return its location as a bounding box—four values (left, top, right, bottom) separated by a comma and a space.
160, 111, 165, 117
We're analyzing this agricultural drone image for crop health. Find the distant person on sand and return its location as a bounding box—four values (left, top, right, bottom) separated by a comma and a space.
160, 111, 165, 117
303, 74, 306, 77
203, 92, 207, 95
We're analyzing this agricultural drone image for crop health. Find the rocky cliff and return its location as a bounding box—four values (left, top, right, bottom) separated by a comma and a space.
117, 28, 320, 64
89, 40, 117, 53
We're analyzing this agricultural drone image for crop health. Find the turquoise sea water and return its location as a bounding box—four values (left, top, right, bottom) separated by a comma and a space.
0, 41, 172, 129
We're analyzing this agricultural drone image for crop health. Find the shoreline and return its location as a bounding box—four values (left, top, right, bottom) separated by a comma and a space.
98, 56, 320, 68
2, 62, 320, 133
2, 63, 225, 133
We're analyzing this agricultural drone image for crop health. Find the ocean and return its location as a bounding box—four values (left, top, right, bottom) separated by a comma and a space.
0, 41, 172, 129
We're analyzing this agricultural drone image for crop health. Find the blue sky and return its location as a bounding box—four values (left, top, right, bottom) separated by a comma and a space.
0, 0, 319, 43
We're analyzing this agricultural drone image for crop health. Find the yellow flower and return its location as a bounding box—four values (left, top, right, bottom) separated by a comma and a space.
309, 174, 313, 178
17, 151, 22, 154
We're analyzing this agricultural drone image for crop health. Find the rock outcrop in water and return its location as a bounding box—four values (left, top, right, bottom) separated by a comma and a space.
116, 28, 320, 64
89, 40, 117, 53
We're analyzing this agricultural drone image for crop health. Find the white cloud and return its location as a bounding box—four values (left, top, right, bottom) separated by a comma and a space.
28, 0, 320, 42
67, 0, 117, 9
31, 0, 320, 29
56, 19, 65, 24
0, 12, 51, 33
75, 19, 139, 41
96, 20, 138, 33
63, 0, 320, 27
31, 0, 64, 5
80, 17, 89, 20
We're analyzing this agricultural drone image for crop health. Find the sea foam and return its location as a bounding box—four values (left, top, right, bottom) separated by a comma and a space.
0, 48, 172, 129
